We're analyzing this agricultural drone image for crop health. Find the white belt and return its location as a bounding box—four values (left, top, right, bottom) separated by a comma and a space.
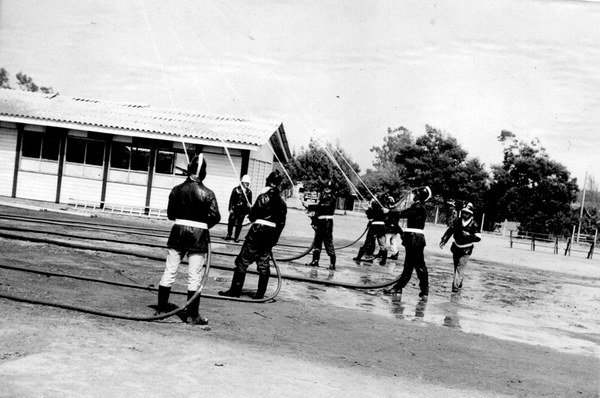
403, 228, 424, 234
453, 241, 474, 248
175, 219, 208, 229
318, 215, 334, 219
370, 221, 385, 225
254, 219, 276, 228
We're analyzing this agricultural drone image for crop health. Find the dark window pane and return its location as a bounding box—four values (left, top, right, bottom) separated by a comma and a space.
66, 137, 85, 163
86, 141, 105, 166
156, 151, 174, 174
174, 153, 188, 176
131, 147, 150, 172
41, 134, 60, 161
110, 143, 131, 169
22, 132, 42, 158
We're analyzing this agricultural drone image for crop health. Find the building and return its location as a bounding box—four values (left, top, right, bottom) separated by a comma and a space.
0, 89, 291, 215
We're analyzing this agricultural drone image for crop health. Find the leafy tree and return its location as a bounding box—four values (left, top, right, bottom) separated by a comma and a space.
0, 68, 54, 93
288, 138, 360, 198
488, 131, 578, 235
392, 125, 489, 223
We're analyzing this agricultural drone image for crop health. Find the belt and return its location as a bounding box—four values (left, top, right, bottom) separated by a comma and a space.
254, 219, 276, 228
370, 221, 385, 225
403, 228, 424, 234
318, 215, 334, 219
453, 241, 474, 248
175, 219, 208, 229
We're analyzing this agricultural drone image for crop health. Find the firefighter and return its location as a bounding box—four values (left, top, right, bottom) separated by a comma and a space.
306, 181, 337, 270
439, 202, 481, 293
353, 195, 387, 264
155, 154, 221, 325
218, 170, 287, 299
225, 174, 252, 242
383, 186, 432, 299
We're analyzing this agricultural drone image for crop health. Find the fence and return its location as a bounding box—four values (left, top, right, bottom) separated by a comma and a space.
508, 229, 598, 259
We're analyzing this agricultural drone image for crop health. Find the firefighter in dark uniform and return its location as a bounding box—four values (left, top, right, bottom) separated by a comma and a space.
225, 174, 252, 242
439, 202, 481, 293
383, 186, 432, 298
219, 170, 287, 299
353, 196, 387, 264
306, 181, 337, 270
155, 154, 221, 325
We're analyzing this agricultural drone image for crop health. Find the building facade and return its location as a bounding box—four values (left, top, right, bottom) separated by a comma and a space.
0, 90, 291, 215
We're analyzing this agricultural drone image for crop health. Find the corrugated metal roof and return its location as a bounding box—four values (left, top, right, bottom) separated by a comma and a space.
0, 89, 284, 150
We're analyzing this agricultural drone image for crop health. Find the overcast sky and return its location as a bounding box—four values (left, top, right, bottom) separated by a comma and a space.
1, 0, 599, 188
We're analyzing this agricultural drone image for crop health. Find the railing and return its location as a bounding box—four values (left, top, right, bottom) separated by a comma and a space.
509, 230, 597, 259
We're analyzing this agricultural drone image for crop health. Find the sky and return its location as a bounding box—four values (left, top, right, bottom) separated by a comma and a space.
1, 0, 599, 189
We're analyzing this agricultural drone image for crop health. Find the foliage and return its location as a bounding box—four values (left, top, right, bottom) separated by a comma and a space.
288, 138, 361, 197
391, 125, 489, 222
0, 67, 54, 93
488, 131, 579, 235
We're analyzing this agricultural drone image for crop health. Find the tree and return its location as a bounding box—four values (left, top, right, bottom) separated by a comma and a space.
0, 68, 54, 93
288, 138, 361, 198
392, 125, 489, 223
488, 131, 578, 235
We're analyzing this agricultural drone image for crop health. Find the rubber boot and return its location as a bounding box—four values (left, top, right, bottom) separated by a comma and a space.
234, 225, 242, 243
379, 250, 388, 266
218, 269, 246, 298
328, 254, 336, 270
253, 274, 270, 300
307, 250, 320, 267
353, 247, 365, 262
186, 290, 208, 325
225, 223, 233, 240
154, 285, 171, 315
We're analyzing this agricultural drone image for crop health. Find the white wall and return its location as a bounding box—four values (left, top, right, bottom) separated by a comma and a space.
0, 125, 17, 196
16, 171, 57, 201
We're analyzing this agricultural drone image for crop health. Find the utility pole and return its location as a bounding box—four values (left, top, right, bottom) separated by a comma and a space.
577, 171, 588, 244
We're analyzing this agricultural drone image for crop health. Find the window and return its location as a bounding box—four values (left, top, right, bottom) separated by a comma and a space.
22, 131, 60, 161
110, 143, 149, 172
66, 137, 105, 166
155, 150, 188, 175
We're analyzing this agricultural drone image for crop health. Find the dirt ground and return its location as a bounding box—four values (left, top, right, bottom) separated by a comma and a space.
0, 198, 599, 398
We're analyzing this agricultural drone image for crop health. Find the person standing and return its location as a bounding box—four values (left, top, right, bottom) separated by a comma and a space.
439, 202, 481, 293
383, 186, 432, 299
353, 195, 387, 265
219, 170, 287, 299
155, 154, 221, 325
384, 195, 402, 261
225, 175, 252, 242
306, 181, 337, 270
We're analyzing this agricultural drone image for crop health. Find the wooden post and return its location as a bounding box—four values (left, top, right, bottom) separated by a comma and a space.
588, 242, 594, 259
510, 230, 513, 248
564, 237, 571, 256
434, 206, 439, 225
554, 236, 558, 254
481, 213, 485, 232
531, 235, 535, 251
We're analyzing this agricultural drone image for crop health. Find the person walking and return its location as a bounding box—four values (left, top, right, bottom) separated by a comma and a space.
218, 170, 287, 300
383, 186, 432, 299
439, 202, 481, 293
154, 154, 221, 325
225, 175, 252, 242
306, 181, 337, 270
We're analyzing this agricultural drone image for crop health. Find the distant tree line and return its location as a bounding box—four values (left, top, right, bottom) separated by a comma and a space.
0, 67, 54, 94
290, 126, 595, 236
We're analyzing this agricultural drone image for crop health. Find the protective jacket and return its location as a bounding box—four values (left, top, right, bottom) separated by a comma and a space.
166, 178, 221, 253
397, 202, 427, 247
228, 185, 252, 214
366, 200, 387, 235
308, 191, 336, 229
246, 186, 287, 250
441, 217, 481, 256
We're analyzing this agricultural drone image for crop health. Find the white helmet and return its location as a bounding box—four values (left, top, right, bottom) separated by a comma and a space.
241, 175, 251, 184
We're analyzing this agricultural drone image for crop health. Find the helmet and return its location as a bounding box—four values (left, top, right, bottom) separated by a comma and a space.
414, 186, 432, 202
241, 175, 251, 184
462, 202, 474, 214
386, 195, 395, 206
187, 154, 207, 182
323, 180, 333, 191
266, 170, 282, 186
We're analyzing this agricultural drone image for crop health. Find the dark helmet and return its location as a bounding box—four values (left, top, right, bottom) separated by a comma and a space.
462, 202, 474, 215
187, 154, 207, 182
266, 169, 282, 186
323, 180, 333, 191
414, 186, 432, 202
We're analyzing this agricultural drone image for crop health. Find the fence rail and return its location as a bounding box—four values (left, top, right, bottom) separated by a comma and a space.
509, 230, 597, 259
